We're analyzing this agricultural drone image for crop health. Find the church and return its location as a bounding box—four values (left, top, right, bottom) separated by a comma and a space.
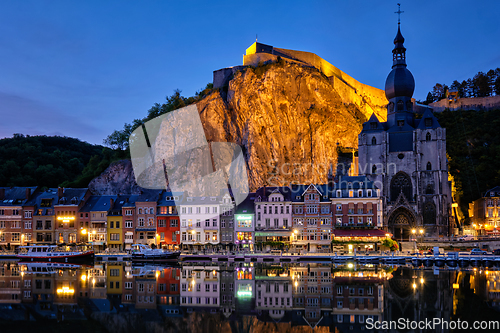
358, 22, 452, 241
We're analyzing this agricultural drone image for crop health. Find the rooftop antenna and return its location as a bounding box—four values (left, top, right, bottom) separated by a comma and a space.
395, 3, 404, 25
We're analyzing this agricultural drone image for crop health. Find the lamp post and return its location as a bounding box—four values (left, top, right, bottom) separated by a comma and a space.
419, 228, 424, 242
411, 229, 416, 242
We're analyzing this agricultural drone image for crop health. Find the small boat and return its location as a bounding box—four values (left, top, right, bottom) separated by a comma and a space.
131, 244, 180, 262
17, 244, 94, 262
19, 262, 91, 274
434, 256, 446, 267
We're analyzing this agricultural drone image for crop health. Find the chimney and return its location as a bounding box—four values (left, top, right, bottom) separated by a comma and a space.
26, 188, 31, 200
125, 197, 129, 203
110, 198, 114, 209
0, 188, 5, 200
58, 187, 64, 199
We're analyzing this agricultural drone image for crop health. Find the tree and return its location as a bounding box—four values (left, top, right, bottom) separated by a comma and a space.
473, 71, 491, 97
432, 83, 445, 101
425, 92, 434, 104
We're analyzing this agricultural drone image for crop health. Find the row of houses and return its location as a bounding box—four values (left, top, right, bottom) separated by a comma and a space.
0, 175, 387, 252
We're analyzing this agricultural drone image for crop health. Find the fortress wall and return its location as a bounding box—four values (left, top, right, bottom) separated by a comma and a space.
430, 95, 500, 112
243, 53, 279, 67
213, 66, 246, 88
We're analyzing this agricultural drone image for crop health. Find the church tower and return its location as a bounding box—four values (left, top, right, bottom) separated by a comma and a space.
358, 12, 452, 241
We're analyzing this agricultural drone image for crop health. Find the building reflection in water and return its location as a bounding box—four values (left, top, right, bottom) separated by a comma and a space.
0, 261, 497, 332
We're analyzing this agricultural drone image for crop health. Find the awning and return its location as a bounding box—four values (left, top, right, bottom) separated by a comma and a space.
333, 229, 389, 238
255, 231, 292, 237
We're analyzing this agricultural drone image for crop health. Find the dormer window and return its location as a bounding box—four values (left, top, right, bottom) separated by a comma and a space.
370, 122, 377, 130
336, 190, 341, 198
425, 118, 432, 127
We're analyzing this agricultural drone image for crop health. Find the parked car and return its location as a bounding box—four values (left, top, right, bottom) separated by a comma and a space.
458, 235, 475, 241
470, 248, 487, 255
493, 249, 500, 255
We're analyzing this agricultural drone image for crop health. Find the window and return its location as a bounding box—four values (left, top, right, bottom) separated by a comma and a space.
11, 233, 20, 242
125, 282, 132, 289
371, 136, 376, 145
170, 220, 178, 227
116, 221, 120, 228
426, 162, 432, 170
24, 211, 32, 218
110, 221, 114, 228
138, 218, 144, 227
125, 221, 133, 228
110, 233, 120, 241
158, 219, 166, 228
205, 219, 210, 227
370, 122, 377, 129
212, 219, 217, 227
397, 119, 404, 126
397, 100, 404, 111
426, 132, 431, 141
212, 207, 217, 214
425, 118, 432, 127
24, 221, 32, 229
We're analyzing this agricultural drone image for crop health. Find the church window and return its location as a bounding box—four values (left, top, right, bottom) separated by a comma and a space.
397, 120, 404, 127
423, 203, 436, 225
425, 118, 432, 127
406, 100, 412, 111
397, 100, 404, 111
372, 165, 377, 174
390, 172, 412, 202
371, 137, 376, 145
426, 185, 433, 195
426, 132, 431, 141
370, 122, 377, 130
426, 162, 431, 171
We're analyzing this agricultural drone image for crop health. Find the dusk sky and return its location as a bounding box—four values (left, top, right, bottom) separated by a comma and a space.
1, 0, 499, 145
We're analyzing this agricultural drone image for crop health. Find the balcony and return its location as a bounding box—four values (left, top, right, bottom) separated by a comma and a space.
91, 228, 107, 233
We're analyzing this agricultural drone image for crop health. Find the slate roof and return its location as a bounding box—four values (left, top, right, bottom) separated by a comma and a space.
55, 188, 88, 205
79, 195, 115, 212
0, 186, 38, 206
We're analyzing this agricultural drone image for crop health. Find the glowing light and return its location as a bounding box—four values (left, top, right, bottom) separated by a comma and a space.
57, 287, 75, 294
419, 229, 424, 234
156, 233, 159, 238
237, 291, 253, 297
294, 229, 298, 234
347, 263, 354, 269
156, 271, 160, 278
385, 233, 391, 237
57, 216, 75, 223
412, 283, 417, 289
191, 230, 195, 235
294, 281, 298, 287
81, 229, 87, 235
420, 278, 424, 284
452, 203, 458, 208
81, 274, 87, 281
92, 230, 96, 235
411, 229, 416, 234
453, 283, 459, 289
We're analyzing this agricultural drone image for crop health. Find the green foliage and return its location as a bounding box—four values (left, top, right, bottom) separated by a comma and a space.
427, 68, 500, 99
436, 109, 500, 220
380, 238, 398, 251
103, 84, 214, 151
0, 135, 117, 187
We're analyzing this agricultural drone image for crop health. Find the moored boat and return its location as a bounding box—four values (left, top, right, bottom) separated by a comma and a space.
131, 244, 180, 262
17, 244, 94, 262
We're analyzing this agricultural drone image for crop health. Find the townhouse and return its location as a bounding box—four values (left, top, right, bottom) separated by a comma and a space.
107, 196, 128, 252
179, 196, 220, 249
24, 188, 57, 245
219, 190, 235, 246
122, 195, 139, 250
234, 194, 255, 251
180, 264, 220, 308
0, 187, 37, 249
254, 187, 292, 249
330, 176, 385, 252
135, 190, 162, 247
157, 192, 181, 250
291, 184, 333, 253
79, 195, 114, 250
54, 188, 90, 244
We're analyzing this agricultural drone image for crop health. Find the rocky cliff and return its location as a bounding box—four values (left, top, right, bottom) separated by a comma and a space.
91, 60, 386, 194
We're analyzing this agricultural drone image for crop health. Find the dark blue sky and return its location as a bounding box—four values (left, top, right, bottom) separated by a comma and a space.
1, 1, 499, 145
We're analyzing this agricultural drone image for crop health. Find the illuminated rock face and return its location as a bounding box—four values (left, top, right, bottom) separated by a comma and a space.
199, 61, 370, 191
91, 61, 386, 194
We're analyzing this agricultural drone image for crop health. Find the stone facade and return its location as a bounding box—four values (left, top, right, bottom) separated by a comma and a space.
358, 25, 452, 240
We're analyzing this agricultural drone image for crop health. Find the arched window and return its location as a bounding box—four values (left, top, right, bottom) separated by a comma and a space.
388, 102, 394, 112
426, 184, 434, 195
426, 132, 431, 141
372, 165, 377, 174
397, 100, 404, 111
406, 100, 412, 111
427, 162, 432, 171
138, 208, 142, 214
390, 172, 412, 202
423, 202, 436, 225
371, 137, 376, 145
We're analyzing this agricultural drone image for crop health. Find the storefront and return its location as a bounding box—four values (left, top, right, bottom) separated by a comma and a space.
332, 229, 389, 253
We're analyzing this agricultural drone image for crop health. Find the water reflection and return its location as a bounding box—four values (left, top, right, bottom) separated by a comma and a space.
0, 261, 498, 332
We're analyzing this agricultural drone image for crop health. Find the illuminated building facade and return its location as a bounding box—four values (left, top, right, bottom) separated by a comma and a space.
358, 23, 451, 240
0, 187, 36, 249
156, 192, 181, 250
